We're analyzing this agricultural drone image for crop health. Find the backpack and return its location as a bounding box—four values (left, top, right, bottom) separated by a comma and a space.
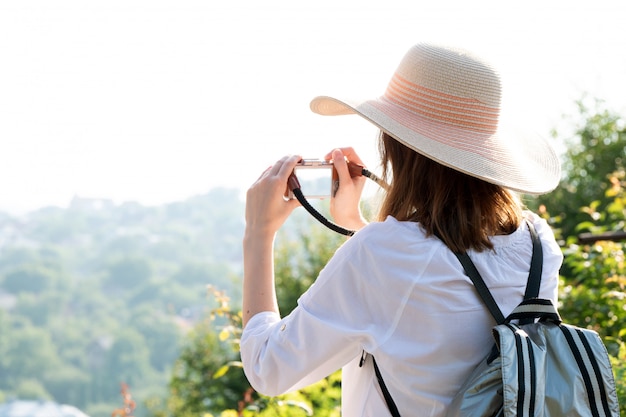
372, 221, 620, 417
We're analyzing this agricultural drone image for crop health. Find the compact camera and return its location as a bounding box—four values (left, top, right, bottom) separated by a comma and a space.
288, 159, 336, 200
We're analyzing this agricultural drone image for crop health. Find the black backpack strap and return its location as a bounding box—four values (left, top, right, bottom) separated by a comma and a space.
519, 220, 542, 325
452, 219, 543, 324
453, 251, 506, 324
524, 219, 543, 300
372, 356, 401, 417
371, 219, 543, 416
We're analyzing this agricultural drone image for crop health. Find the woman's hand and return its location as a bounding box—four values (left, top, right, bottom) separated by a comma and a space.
245, 155, 302, 237
243, 154, 301, 326
325, 148, 368, 232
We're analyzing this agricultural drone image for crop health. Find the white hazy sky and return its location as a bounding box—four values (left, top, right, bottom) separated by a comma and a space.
1, 0, 625, 214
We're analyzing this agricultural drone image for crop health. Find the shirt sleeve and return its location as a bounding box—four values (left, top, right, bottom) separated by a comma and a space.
240, 303, 365, 396
239, 224, 414, 396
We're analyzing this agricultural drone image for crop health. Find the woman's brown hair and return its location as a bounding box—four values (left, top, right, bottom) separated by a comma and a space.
377, 132, 522, 253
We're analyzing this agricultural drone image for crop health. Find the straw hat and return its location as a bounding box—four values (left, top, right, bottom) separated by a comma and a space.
310, 43, 561, 194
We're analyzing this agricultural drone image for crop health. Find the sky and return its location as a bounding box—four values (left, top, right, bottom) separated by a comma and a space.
1, 0, 625, 214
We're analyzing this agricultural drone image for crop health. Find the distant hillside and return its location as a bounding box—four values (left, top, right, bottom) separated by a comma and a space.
0, 188, 245, 417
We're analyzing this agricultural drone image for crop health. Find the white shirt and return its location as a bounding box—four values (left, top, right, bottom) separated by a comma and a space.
240, 212, 563, 416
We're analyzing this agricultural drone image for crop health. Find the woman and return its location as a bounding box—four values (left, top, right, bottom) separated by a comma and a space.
240, 43, 563, 416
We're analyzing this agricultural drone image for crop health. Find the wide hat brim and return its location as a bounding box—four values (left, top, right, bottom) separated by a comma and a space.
309, 44, 561, 195
310, 96, 561, 195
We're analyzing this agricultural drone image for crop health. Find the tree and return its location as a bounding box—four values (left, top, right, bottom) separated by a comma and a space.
3, 324, 62, 382
172, 262, 232, 289
1, 265, 57, 294
0, 310, 10, 390
43, 365, 91, 407
556, 169, 626, 339
533, 98, 626, 239
12, 379, 53, 400
104, 256, 153, 290
156, 214, 347, 416
158, 316, 248, 416
0, 187, 248, 417
130, 306, 183, 372
98, 328, 156, 400
556, 169, 626, 415
12, 292, 68, 326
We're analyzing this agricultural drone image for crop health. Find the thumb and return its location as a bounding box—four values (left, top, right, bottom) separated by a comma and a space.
331, 149, 350, 181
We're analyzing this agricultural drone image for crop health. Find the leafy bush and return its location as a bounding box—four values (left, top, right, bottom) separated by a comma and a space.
154, 215, 346, 416
552, 169, 626, 414
149, 289, 249, 417
533, 99, 626, 238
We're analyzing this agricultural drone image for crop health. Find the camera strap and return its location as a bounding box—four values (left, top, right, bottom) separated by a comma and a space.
288, 165, 385, 237
291, 187, 355, 236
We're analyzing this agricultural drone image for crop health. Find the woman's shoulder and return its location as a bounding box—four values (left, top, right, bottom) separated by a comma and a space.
340, 216, 437, 257
354, 216, 425, 241
524, 210, 562, 257
522, 211, 560, 249
361, 215, 419, 232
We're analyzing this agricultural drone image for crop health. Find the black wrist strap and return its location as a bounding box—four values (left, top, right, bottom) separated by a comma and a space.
292, 188, 355, 236
372, 219, 543, 417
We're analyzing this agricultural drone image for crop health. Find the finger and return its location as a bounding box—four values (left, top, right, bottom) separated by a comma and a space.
324, 148, 344, 161
276, 154, 302, 179
268, 155, 291, 176
249, 166, 272, 190
255, 165, 273, 182
324, 147, 365, 167
340, 147, 365, 166
330, 149, 351, 182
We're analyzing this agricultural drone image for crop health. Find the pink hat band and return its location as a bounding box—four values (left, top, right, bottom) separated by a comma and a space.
384, 72, 500, 134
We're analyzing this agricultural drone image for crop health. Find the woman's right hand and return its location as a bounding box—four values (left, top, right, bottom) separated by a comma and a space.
325, 148, 368, 232
245, 155, 302, 238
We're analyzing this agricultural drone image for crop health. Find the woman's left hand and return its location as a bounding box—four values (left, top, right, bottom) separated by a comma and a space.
324, 148, 368, 232
245, 155, 302, 237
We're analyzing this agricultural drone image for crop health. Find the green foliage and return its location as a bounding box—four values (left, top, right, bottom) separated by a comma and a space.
2, 324, 62, 382
149, 288, 249, 417
12, 379, 53, 401
130, 306, 184, 372
157, 210, 346, 416
236, 372, 341, 417
0, 310, 8, 382
173, 262, 231, 287
533, 98, 626, 238
558, 170, 626, 338
0, 188, 245, 417
2, 265, 57, 294
528, 101, 626, 412
104, 256, 153, 289
102, 328, 157, 397
610, 342, 626, 412
556, 170, 626, 414
560, 239, 626, 340
274, 214, 345, 315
